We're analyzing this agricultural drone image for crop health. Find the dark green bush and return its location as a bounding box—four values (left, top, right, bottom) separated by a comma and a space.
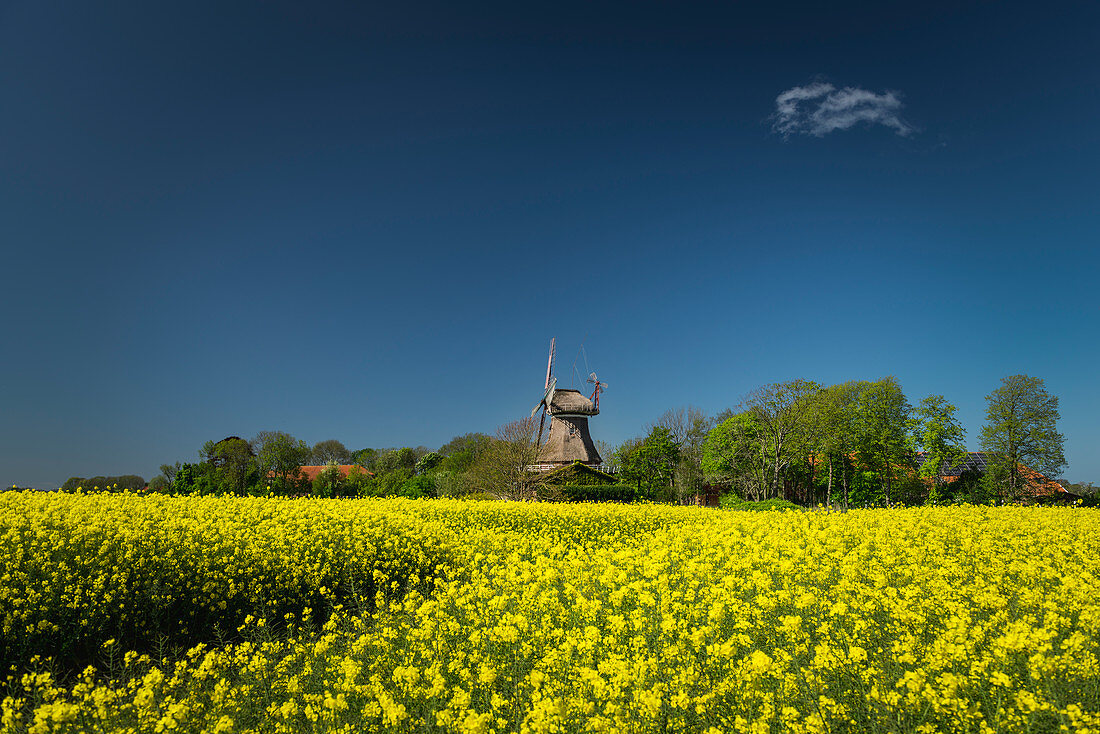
719, 496, 802, 512
60, 474, 147, 492
557, 483, 637, 503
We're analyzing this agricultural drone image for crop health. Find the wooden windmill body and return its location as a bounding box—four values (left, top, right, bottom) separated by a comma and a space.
531, 338, 607, 471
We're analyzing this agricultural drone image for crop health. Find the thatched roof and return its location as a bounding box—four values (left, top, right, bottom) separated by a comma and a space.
549, 389, 598, 416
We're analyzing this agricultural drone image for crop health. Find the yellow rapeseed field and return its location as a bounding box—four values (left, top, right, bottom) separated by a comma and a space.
1, 492, 1098, 733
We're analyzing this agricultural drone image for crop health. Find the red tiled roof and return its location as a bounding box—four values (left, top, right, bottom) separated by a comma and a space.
1012, 462, 1068, 497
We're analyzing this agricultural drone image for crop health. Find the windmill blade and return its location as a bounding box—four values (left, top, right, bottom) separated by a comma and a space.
542, 377, 557, 407
531, 376, 557, 416
544, 338, 556, 390
533, 338, 556, 452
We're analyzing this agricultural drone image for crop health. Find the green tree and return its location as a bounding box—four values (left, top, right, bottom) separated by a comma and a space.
651, 407, 712, 501
913, 395, 968, 503
434, 470, 472, 498
397, 474, 437, 499
438, 433, 492, 473
252, 431, 311, 494
351, 448, 378, 469
395, 447, 420, 472
311, 462, 345, 498
617, 426, 681, 501
344, 465, 377, 497
376, 467, 413, 496
1059, 480, 1098, 498
116, 475, 147, 491
415, 452, 442, 475
979, 374, 1066, 501
371, 447, 426, 476
201, 437, 257, 494
172, 463, 219, 495
467, 418, 544, 500
311, 439, 351, 465
600, 440, 636, 475
159, 463, 181, 484
741, 380, 822, 499
852, 377, 913, 505
702, 411, 768, 501
811, 381, 863, 508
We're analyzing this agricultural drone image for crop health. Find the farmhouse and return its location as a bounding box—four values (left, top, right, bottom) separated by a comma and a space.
914, 452, 1069, 500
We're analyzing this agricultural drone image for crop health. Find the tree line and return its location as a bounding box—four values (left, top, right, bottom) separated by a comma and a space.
612, 374, 1074, 506
51, 373, 1085, 505
134, 432, 491, 499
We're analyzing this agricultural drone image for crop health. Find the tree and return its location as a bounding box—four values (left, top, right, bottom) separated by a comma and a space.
438, 433, 492, 474
611, 438, 642, 480
852, 377, 913, 504
979, 374, 1066, 500
913, 395, 968, 502
434, 470, 473, 498
351, 448, 378, 469
312, 462, 345, 498
252, 431, 311, 493
467, 418, 543, 500
369, 447, 428, 476
810, 381, 863, 508
371, 449, 399, 475
617, 426, 681, 501
201, 437, 257, 494
394, 447, 419, 472
415, 452, 442, 475
311, 439, 351, 465
702, 411, 768, 501
650, 407, 712, 501
1059, 480, 1098, 499
159, 463, 181, 484
173, 463, 219, 495
344, 465, 376, 497
595, 440, 616, 470
741, 380, 822, 499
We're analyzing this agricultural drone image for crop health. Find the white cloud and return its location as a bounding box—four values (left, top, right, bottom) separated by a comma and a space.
772, 82, 914, 138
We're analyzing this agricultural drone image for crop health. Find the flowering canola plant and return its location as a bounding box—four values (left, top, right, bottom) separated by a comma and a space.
1, 493, 1098, 733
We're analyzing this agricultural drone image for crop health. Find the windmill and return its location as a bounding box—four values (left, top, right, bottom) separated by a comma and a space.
531, 338, 604, 470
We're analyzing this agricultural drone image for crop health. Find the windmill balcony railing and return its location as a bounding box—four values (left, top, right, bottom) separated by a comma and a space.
527, 463, 617, 474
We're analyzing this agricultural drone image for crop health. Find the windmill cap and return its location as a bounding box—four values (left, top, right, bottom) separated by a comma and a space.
549, 389, 598, 415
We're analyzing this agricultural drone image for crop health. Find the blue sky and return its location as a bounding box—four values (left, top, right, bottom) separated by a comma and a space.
2, 1, 1098, 488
